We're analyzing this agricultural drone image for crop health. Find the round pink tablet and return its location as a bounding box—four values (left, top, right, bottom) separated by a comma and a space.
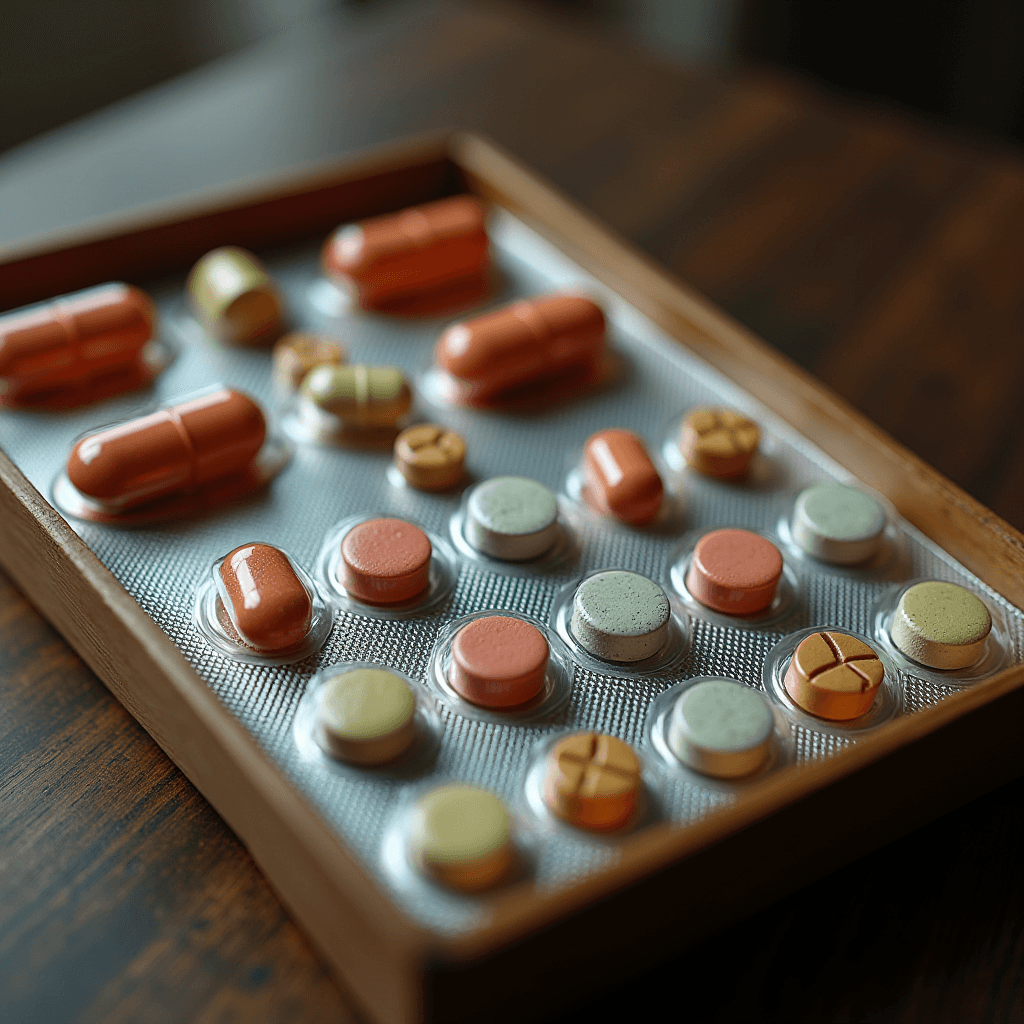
341, 518, 432, 605
450, 616, 549, 708
685, 528, 783, 615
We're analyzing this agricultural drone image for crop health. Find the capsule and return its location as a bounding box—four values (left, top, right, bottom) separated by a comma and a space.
583, 428, 663, 526
67, 388, 266, 511
217, 543, 312, 652
322, 195, 489, 309
186, 246, 284, 345
0, 283, 155, 401
300, 364, 411, 428
434, 294, 605, 402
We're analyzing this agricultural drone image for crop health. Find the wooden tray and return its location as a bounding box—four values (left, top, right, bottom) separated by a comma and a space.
3, 133, 1024, 1024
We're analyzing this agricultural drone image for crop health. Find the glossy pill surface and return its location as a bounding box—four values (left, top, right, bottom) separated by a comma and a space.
686, 529, 783, 615
186, 246, 284, 345
218, 543, 312, 652
784, 631, 884, 720
450, 615, 549, 708
544, 732, 641, 831
393, 424, 466, 491
301, 364, 411, 428
891, 581, 991, 670
322, 195, 489, 309
465, 476, 560, 561
570, 570, 670, 663
340, 518, 432, 605
435, 294, 605, 402
67, 388, 266, 512
679, 407, 760, 479
792, 483, 886, 565
272, 332, 346, 391
0, 283, 154, 400
583, 428, 663, 526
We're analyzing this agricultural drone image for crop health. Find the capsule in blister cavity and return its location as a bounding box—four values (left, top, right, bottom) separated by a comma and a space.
0, 283, 155, 402
434, 294, 605, 403
583, 428, 663, 526
321, 195, 489, 309
217, 543, 313, 652
300, 364, 411, 428
186, 247, 284, 345
67, 387, 266, 511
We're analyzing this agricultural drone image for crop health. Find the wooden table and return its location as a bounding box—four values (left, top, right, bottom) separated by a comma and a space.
2, 3, 1023, 1021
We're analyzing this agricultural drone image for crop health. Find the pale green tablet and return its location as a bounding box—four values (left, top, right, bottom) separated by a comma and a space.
791, 483, 886, 565
466, 476, 559, 560
570, 570, 670, 663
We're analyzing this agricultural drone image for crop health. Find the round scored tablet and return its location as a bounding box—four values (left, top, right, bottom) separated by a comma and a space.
450, 615, 549, 708
465, 476, 559, 561
570, 570, 670, 663
668, 679, 773, 779
686, 529, 783, 616
316, 668, 417, 765
792, 483, 886, 565
340, 518, 431, 605
890, 581, 992, 670
410, 785, 514, 892
784, 631, 884, 721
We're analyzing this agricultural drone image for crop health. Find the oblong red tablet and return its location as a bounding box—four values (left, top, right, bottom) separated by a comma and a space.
583, 428, 663, 526
218, 544, 312, 652
0, 283, 154, 400
340, 518, 432, 605
322, 195, 489, 309
67, 388, 266, 512
450, 616, 549, 708
434, 294, 605, 402
685, 529, 783, 615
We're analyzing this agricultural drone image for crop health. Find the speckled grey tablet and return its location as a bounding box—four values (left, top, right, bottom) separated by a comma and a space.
791, 483, 886, 565
465, 476, 560, 561
570, 570, 670, 662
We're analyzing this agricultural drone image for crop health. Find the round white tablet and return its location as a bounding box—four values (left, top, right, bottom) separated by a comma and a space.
465, 476, 560, 561
570, 570, 670, 663
791, 483, 886, 565
668, 678, 773, 779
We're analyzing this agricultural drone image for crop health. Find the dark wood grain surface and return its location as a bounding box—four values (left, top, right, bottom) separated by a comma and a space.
2, 2, 1023, 1021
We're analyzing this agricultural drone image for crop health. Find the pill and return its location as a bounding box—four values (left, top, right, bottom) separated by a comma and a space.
583, 428, 663, 526
0, 283, 155, 402
301, 364, 412, 428
435, 294, 605, 403
340, 518, 432, 605
450, 615, 549, 708
792, 483, 886, 565
186, 246, 284, 345
409, 784, 514, 892
685, 528, 783, 615
465, 476, 560, 561
316, 667, 417, 765
543, 732, 642, 831
890, 581, 992, 670
570, 570, 670, 663
784, 631, 885, 720
393, 424, 466, 491
272, 332, 346, 391
667, 679, 773, 778
322, 195, 489, 309
67, 387, 266, 512
678, 407, 760, 479
217, 543, 312, 652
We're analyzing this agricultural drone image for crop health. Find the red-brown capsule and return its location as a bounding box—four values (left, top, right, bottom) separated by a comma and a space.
0, 283, 154, 400
218, 543, 312, 652
583, 429, 664, 526
434, 294, 605, 401
321, 195, 489, 309
67, 388, 266, 511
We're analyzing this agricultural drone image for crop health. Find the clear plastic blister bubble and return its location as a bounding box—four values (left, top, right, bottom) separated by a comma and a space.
193, 545, 333, 666
645, 677, 796, 793
871, 579, 1014, 687
278, 391, 415, 449
292, 661, 442, 778
667, 527, 802, 631
520, 732, 664, 840
762, 626, 904, 737
314, 512, 458, 620
427, 610, 575, 725
549, 570, 690, 678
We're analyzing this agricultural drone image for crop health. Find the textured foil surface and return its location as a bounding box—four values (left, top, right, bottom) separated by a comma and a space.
3, 210, 1021, 934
